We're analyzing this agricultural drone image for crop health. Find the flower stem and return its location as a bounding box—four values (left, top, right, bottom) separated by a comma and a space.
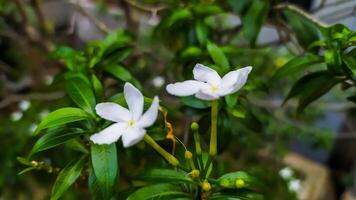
144, 134, 179, 166
209, 100, 218, 157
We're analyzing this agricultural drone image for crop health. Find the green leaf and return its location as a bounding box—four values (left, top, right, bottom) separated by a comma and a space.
180, 46, 203, 60
181, 96, 210, 109
225, 93, 238, 108
127, 184, 190, 200
51, 46, 86, 71
66, 78, 96, 116
242, 0, 269, 47
136, 169, 194, 184
167, 9, 192, 26
283, 9, 320, 49
35, 108, 90, 135
104, 64, 133, 82
91, 74, 104, 100
343, 48, 356, 75
18, 167, 36, 175
51, 156, 86, 200
195, 20, 208, 45
207, 42, 230, 73
284, 71, 342, 113
30, 128, 84, 155
91, 144, 118, 200
324, 48, 343, 74
16, 157, 32, 166
274, 54, 323, 78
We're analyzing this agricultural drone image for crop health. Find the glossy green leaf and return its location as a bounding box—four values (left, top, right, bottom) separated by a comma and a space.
35, 108, 90, 135
284, 71, 342, 113
104, 64, 133, 82
181, 96, 210, 109
136, 169, 194, 184
225, 93, 238, 108
242, 0, 269, 47
283, 9, 320, 49
51, 46, 86, 71
91, 144, 118, 200
167, 9, 192, 26
66, 78, 96, 116
91, 74, 104, 100
51, 156, 86, 200
343, 48, 356, 75
18, 167, 36, 175
31, 128, 84, 155
274, 54, 323, 78
180, 46, 203, 60
195, 20, 208, 45
324, 48, 343, 74
207, 42, 229, 73
127, 184, 190, 200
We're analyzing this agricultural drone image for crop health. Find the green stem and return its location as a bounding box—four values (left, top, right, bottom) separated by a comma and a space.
209, 100, 218, 157
144, 134, 179, 166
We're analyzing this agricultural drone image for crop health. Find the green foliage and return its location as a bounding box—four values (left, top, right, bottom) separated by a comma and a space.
30, 128, 84, 156
66, 78, 96, 116
135, 169, 194, 184
51, 156, 86, 200
35, 107, 91, 134
91, 144, 119, 199
127, 183, 191, 200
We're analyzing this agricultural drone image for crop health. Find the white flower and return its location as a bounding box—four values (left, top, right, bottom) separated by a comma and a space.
279, 167, 294, 179
152, 76, 165, 88
19, 100, 31, 111
166, 63, 252, 100
90, 83, 159, 147
10, 111, 23, 121
288, 179, 302, 192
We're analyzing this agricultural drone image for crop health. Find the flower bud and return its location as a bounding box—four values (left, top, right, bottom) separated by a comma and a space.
219, 179, 231, 188
189, 169, 200, 179
184, 150, 193, 159
201, 180, 211, 191
190, 122, 199, 130
235, 179, 245, 188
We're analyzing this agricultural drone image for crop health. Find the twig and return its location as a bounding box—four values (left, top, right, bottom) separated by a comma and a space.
69, 0, 110, 34
123, 0, 166, 13
274, 3, 328, 28
0, 91, 65, 109
30, 0, 48, 36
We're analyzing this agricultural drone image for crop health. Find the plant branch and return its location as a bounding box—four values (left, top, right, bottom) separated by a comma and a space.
0, 91, 65, 109
69, 0, 110, 34
274, 3, 328, 28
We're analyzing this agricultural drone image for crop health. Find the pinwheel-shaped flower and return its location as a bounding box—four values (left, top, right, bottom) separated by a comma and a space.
166, 64, 252, 100
90, 83, 159, 147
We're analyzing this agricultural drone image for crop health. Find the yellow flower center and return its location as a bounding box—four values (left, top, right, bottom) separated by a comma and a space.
209, 85, 219, 91
127, 120, 135, 127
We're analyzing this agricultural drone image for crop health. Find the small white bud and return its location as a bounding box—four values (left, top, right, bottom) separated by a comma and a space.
19, 100, 31, 111
11, 112, 23, 121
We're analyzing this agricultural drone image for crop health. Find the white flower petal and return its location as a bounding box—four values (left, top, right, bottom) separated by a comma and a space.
96, 103, 131, 122
124, 82, 144, 120
166, 80, 206, 96
90, 122, 126, 144
219, 66, 252, 95
121, 127, 146, 147
193, 63, 221, 85
137, 96, 159, 128
195, 90, 219, 100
